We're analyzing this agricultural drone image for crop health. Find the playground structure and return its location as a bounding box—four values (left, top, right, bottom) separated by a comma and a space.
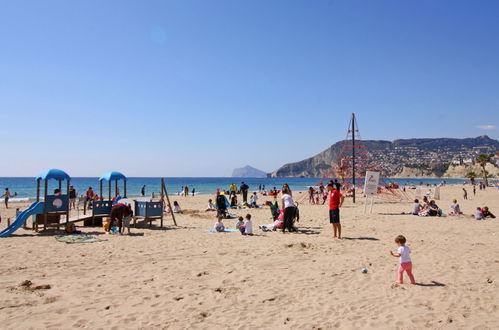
81, 171, 128, 226
0, 169, 71, 237
33, 169, 71, 231
316, 113, 411, 203
0, 169, 178, 238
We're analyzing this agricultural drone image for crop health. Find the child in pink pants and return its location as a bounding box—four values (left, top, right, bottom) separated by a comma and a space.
390, 235, 416, 284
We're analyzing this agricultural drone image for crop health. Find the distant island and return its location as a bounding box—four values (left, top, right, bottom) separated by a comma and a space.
232, 165, 267, 178
269, 135, 499, 178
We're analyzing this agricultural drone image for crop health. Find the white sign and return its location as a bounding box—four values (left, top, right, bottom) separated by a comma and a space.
363, 171, 380, 196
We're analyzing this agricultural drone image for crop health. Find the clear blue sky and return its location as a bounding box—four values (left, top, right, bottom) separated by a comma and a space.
1, 0, 498, 177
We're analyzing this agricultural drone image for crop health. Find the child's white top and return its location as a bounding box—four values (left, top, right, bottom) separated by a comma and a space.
244, 220, 253, 234
214, 221, 224, 231
282, 194, 295, 208
474, 210, 484, 220
397, 245, 411, 263
412, 203, 421, 214
173, 205, 181, 213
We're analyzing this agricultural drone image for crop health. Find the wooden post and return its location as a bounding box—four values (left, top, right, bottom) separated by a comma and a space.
124, 180, 127, 198
43, 179, 48, 231
66, 179, 70, 224
161, 178, 177, 226
36, 179, 40, 202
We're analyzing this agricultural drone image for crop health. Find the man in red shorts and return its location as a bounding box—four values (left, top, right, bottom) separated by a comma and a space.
328, 182, 345, 239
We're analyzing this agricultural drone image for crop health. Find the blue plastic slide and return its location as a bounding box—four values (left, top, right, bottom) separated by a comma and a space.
0, 202, 44, 238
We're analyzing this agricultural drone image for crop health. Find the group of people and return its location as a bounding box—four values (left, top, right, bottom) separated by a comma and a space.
412, 197, 443, 216
412, 195, 496, 220
214, 214, 254, 235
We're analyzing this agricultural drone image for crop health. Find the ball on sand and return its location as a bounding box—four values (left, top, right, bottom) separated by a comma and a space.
361, 268, 368, 273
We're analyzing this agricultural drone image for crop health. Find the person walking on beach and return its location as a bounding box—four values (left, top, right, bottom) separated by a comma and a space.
389, 235, 416, 284
141, 185, 146, 197
240, 182, 249, 203
192, 188, 196, 196
328, 182, 344, 239
184, 186, 189, 197
473, 185, 476, 196
462, 187, 468, 200
2, 188, 12, 209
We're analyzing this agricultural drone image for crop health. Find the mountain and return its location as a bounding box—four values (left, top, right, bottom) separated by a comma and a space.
232, 165, 267, 178
269, 135, 499, 178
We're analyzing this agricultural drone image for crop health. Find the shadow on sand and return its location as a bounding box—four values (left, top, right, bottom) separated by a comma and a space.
342, 237, 380, 241
415, 281, 446, 287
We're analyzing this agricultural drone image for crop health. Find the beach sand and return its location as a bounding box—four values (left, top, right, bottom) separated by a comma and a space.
0, 185, 497, 329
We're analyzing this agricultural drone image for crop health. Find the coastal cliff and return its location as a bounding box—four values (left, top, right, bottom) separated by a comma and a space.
270, 136, 499, 178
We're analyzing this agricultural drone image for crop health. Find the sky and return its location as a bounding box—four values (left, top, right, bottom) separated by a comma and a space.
0, 0, 498, 177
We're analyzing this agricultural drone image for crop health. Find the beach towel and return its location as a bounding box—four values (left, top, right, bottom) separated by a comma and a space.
55, 234, 103, 244
205, 229, 239, 233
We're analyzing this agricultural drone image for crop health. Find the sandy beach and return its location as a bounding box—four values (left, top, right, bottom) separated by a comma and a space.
0, 184, 497, 329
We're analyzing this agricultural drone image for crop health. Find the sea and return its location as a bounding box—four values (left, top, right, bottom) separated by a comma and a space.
0, 177, 469, 201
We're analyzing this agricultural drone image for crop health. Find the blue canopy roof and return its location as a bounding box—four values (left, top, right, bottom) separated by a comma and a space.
99, 171, 127, 182
35, 169, 71, 181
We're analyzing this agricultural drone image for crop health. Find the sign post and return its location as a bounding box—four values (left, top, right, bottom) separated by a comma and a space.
363, 171, 380, 214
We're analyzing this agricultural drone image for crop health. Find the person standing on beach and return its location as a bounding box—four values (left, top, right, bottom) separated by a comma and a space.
389, 235, 416, 284
192, 188, 195, 196
240, 182, 249, 203
85, 187, 95, 210
229, 183, 237, 197
2, 188, 12, 209
462, 187, 468, 200
69, 186, 77, 209
473, 185, 476, 196
141, 185, 146, 196
328, 182, 344, 239
184, 186, 189, 197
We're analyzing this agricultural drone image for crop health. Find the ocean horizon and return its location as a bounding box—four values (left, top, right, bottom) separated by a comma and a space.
0, 177, 469, 200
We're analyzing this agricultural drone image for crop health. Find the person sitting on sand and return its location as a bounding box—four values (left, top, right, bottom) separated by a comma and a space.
250, 192, 258, 208
214, 216, 225, 232
206, 199, 216, 211
173, 201, 182, 213
421, 196, 429, 210
474, 207, 484, 220
450, 200, 462, 216
230, 195, 238, 209
235, 216, 245, 232
242, 214, 253, 236
481, 206, 496, 219
427, 200, 442, 217
412, 199, 421, 215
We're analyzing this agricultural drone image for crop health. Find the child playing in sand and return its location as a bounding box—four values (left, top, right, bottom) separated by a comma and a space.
173, 201, 182, 213
474, 207, 484, 220
214, 216, 225, 232
412, 199, 421, 215
206, 199, 216, 211
389, 235, 416, 284
450, 199, 462, 215
243, 214, 253, 236
235, 216, 245, 233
